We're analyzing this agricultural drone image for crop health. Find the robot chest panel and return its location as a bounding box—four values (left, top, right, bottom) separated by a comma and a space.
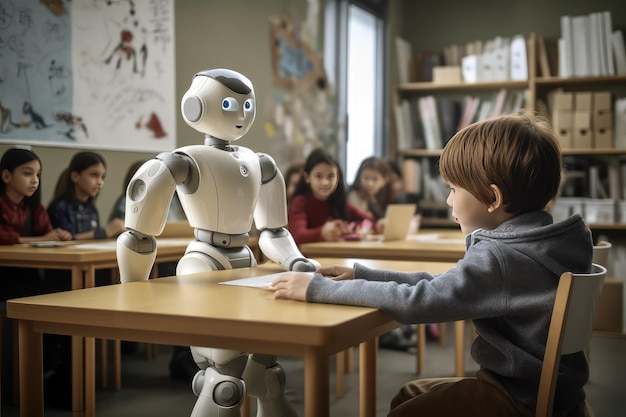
181, 147, 261, 232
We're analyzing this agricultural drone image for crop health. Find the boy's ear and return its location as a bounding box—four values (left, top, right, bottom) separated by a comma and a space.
488, 184, 504, 212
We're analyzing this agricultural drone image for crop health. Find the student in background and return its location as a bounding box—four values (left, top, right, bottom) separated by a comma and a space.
271, 112, 592, 417
347, 156, 394, 233
43, 152, 125, 407
48, 151, 125, 241
0, 148, 72, 407
283, 160, 304, 206
0, 147, 72, 298
0, 147, 72, 246
288, 148, 373, 245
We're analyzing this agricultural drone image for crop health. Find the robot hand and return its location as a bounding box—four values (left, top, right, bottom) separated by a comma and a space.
116, 230, 157, 283
290, 258, 321, 272
259, 228, 320, 272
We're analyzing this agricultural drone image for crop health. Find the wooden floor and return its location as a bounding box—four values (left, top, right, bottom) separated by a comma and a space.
2, 323, 625, 416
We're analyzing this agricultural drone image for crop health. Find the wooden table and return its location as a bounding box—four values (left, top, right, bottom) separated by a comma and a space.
0, 238, 192, 414
0, 238, 193, 290
299, 229, 466, 263
7, 258, 454, 417
300, 230, 468, 377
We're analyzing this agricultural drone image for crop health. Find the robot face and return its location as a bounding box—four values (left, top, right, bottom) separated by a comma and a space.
181, 69, 256, 142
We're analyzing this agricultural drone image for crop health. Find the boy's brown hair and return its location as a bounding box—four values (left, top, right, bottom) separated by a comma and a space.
439, 111, 561, 215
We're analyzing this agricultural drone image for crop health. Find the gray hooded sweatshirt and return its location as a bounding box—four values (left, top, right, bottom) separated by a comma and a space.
306, 211, 593, 416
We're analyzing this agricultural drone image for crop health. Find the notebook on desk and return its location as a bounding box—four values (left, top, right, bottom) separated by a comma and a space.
380, 203, 417, 241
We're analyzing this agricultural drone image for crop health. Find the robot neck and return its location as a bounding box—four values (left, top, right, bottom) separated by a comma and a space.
204, 135, 232, 150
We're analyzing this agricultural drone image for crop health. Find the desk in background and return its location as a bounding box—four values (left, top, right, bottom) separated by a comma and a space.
8, 258, 454, 417
0, 238, 191, 414
300, 229, 466, 262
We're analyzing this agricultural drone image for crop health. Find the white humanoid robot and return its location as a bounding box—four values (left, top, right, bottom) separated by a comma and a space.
117, 68, 319, 417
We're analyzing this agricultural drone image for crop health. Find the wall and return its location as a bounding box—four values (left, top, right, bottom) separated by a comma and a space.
0, 0, 310, 221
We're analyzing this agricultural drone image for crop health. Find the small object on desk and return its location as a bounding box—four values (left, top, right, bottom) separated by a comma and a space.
219, 272, 314, 289
29, 241, 77, 248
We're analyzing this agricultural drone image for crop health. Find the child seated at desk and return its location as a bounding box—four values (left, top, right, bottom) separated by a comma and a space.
271, 112, 594, 417
288, 148, 374, 245
0, 147, 72, 405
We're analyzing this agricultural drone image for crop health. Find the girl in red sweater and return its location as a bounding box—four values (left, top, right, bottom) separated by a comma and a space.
288, 148, 372, 245
0, 147, 71, 245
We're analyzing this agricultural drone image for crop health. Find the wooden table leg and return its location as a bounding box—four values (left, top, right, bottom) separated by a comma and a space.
454, 320, 465, 377
416, 323, 426, 374
360, 338, 377, 417
72, 335, 84, 415
336, 350, 346, 398
85, 337, 96, 417
304, 347, 329, 417
18, 320, 43, 417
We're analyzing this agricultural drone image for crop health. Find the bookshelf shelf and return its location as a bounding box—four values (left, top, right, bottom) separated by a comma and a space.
535, 74, 626, 87
397, 80, 529, 95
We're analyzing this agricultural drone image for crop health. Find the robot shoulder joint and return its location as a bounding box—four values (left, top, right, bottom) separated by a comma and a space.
257, 152, 278, 184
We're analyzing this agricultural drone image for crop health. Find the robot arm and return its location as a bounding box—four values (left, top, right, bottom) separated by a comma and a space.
254, 153, 320, 272
116, 152, 192, 283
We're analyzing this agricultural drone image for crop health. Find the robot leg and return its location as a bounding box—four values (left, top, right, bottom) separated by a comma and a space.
242, 353, 298, 417
189, 347, 249, 417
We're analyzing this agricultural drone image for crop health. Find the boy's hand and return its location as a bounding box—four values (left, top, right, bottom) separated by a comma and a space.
316, 265, 354, 280
270, 272, 314, 301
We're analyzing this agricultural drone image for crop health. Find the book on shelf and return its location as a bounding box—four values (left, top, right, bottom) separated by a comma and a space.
615, 98, 626, 149
612, 30, 626, 75
537, 35, 551, 77
571, 14, 591, 77
418, 95, 443, 150
559, 10, 616, 78
437, 98, 461, 145
457, 96, 481, 131
589, 13, 602, 76
510, 35, 528, 81
490, 88, 508, 118
607, 161, 621, 200
604, 11, 615, 75
559, 15, 575, 77
395, 36, 413, 83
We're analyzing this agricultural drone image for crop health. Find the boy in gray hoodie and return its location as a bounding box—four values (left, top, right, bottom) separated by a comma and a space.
271, 111, 593, 417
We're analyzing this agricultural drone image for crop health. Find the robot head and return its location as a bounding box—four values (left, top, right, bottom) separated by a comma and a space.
181, 68, 256, 142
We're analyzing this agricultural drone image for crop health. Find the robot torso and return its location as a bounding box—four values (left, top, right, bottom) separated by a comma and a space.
175, 144, 261, 236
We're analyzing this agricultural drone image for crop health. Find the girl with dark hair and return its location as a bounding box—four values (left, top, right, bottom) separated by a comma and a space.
0, 147, 71, 245
288, 148, 372, 245
47, 151, 125, 240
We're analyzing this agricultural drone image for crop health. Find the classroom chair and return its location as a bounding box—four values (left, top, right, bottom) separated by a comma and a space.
584, 240, 612, 361
536, 263, 606, 417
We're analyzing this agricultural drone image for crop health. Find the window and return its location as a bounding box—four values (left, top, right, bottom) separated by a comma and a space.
324, 0, 386, 185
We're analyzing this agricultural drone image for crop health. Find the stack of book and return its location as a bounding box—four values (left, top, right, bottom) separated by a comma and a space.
559, 10, 626, 77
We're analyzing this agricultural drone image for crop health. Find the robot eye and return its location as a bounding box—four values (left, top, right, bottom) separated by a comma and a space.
243, 98, 255, 114
221, 97, 239, 112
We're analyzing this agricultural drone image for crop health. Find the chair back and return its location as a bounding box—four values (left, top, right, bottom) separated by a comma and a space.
592, 241, 611, 270
535, 263, 607, 417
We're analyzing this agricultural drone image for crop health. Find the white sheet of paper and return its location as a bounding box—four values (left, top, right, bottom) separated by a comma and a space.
219, 272, 314, 289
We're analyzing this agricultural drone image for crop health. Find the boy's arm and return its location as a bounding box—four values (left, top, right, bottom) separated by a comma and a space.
354, 262, 436, 285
